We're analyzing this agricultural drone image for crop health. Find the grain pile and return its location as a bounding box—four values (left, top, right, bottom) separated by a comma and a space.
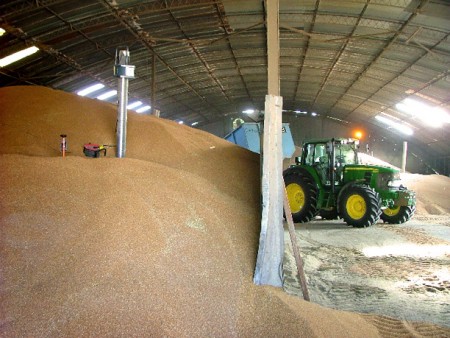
1, 86, 449, 337
401, 174, 450, 216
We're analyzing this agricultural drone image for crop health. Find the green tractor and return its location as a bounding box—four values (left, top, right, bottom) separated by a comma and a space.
283, 138, 416, 227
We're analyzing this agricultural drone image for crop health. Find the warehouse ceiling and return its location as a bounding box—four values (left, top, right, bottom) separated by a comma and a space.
1, 0, 449, 162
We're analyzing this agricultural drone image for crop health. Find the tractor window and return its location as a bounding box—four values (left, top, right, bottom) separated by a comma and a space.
335, 143, 358, 165
304, 143, 328, 165
314, 144, 327, 164
304, 144, 315, 165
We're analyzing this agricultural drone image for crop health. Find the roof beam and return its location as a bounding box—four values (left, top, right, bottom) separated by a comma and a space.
310, 0, 371, 107
163, 0, 232, 104
293, 0, 320, 103
97, 0, 223, 119
324, 0, 431, 118
0, 22, 113, 88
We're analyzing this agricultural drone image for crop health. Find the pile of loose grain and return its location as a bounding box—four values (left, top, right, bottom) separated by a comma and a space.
1, 86, 449, 337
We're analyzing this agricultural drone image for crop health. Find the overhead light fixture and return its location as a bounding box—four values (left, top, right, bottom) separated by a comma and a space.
354, 130, 363, 140
311, 112, 318, 117
178, 120, 184, 125
191, 121, 199, 126
326, 116, 349, 124
0, 46, 39, 67
375, 115, 413, 136
126, 101, 142, 110
294, 110, 307, 114
136, 105, 151, 113
77, 83, 105, 96
0, 28, 6, 36
396, 98, 450, 128
242, 109, 255, 114
96, 90, 117, 100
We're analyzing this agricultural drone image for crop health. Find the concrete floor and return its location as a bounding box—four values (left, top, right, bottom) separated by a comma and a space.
283, 215, 450, 328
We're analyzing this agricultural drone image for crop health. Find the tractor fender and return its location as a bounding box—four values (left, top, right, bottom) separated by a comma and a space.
283, 166, 322, 188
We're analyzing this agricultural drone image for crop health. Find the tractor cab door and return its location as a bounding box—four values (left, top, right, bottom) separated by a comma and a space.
334, 141, 359, 183
303, 143, 330, 185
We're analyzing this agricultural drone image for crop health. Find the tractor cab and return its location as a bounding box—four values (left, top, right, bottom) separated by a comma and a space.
301, 138, 359, 186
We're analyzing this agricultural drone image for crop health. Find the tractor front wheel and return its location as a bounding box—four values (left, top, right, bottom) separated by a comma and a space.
339, 184, 381, 228
381, 205, 416, 224
284, 171, 319, 223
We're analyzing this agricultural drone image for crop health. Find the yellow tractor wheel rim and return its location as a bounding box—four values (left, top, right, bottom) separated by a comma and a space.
346, 194, 366, 220
384, 205, 400, 217
286, 183, 305, 213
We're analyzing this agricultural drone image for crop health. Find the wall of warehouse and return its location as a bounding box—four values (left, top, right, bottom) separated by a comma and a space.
199, 115, 447, 175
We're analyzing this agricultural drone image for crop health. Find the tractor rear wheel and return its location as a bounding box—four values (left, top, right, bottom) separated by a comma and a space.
339, 184, 381, 228
381, 205, 416, 224
284, 171, 318, 223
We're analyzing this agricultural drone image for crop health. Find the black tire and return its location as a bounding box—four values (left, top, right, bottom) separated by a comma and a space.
381, 205, 416, 224
284, 171, 319, 223
319, 208, 339, 220
338, 184, 381, 228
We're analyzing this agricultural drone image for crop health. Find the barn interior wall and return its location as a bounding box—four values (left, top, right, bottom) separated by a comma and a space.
199, 115, 447, 176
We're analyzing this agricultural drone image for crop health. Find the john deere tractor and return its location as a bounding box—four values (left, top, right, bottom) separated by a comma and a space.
283, 138, 416, 227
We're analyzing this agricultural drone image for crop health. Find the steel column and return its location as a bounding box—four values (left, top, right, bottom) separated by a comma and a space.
116, 76, 129, 158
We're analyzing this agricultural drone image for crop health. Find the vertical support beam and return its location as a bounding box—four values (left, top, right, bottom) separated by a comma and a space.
402, 141, 408, 173
254, 0, 284, 287
254, 95, 284, 286
267, 0, 280, 97
151, 54, 156, 116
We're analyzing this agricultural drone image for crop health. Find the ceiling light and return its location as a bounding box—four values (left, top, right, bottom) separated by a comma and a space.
375, 115, 413, 136
354, 130, 363, 139
396, 98, 450, 128
0, 28, 6, 36
77, 83, 105, 96
178, 120, 184, 124
242, 109, 255, 114
126, 101, 142, 110
136, 105, 151, 113
311, 112, 318, 117
294, 110, 307, 114
326, 116, 349, 124
191, 122, 199, 126
0, 46, 39, 67
96, 90, 117, 100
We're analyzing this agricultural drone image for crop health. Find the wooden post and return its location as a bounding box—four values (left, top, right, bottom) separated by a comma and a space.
283, 179, 310, 301
254, 95, 284, 286
253, 0, 283, 287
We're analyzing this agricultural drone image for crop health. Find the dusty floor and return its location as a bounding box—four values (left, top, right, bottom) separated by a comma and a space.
283, 216, 450, 329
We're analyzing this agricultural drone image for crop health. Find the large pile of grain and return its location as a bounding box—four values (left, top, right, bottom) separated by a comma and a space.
1, 86, 449, 337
